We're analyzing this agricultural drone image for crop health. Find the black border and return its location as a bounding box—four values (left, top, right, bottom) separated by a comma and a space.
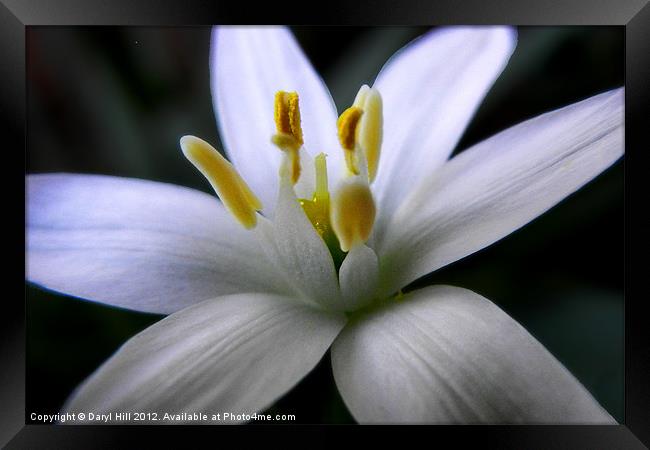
4, 0, 649, 447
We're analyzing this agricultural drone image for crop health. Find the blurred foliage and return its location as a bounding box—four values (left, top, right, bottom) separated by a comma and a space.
26, 26, 623, 423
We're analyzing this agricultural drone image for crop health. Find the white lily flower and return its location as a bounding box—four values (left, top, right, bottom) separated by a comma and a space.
26, 25, 624, 424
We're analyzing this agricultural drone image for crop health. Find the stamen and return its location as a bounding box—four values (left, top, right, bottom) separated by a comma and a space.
180, 135, 262, 229
274, 91, 303, 147
337, 106, 363, 174
273, 91, 304, 184
330, 86, 383, 251
330, 176, 376, 252
274, 92, 292, 135
353, 85, 383, 182
288, 93, 303, 145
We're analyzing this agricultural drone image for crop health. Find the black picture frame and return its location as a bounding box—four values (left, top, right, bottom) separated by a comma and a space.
4, 0, 649, 447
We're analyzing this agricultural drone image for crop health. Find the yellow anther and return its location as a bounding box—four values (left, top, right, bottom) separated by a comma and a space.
274, 91, 303, 150
180, 135, 262, 229
330, 176, 376, 252
337, 106, 363, 151
288, 93, 303, 144
338, 86, 383, 181
353, 85, 383, 182
273, 91, 304, 184
337, 106, 363, 174
274, 92, 291, 134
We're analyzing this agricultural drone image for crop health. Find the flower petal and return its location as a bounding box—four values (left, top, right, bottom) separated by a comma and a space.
372, 27, 516, 241
332, 285, 614, 423
339, 244, 379, 311
211, 26, 340, 214
378, 88, 624, 296
63, 292, 346, 423
269, 178, 344, 310
27, 174, 290, 315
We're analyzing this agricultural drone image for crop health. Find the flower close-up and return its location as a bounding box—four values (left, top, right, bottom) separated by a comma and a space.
26, 25, 624, 423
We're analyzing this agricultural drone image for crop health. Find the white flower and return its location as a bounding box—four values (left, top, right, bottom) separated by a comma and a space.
26, 26, 623, 424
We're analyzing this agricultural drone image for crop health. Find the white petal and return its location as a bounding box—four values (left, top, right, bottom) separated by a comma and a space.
379, 88, 624, 296
211, 26, 340, 214
372, 27, 516, 242
339, 244, 379, 311
27, 174, 290, 315
270, 178, 344, 310
63, 292, 346, 423
332, 285, 614, 424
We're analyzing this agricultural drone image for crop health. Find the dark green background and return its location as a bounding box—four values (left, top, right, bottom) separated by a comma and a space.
26, 26, 624, 423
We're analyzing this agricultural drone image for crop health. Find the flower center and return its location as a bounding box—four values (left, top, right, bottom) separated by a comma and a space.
180, 85, 383, 264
